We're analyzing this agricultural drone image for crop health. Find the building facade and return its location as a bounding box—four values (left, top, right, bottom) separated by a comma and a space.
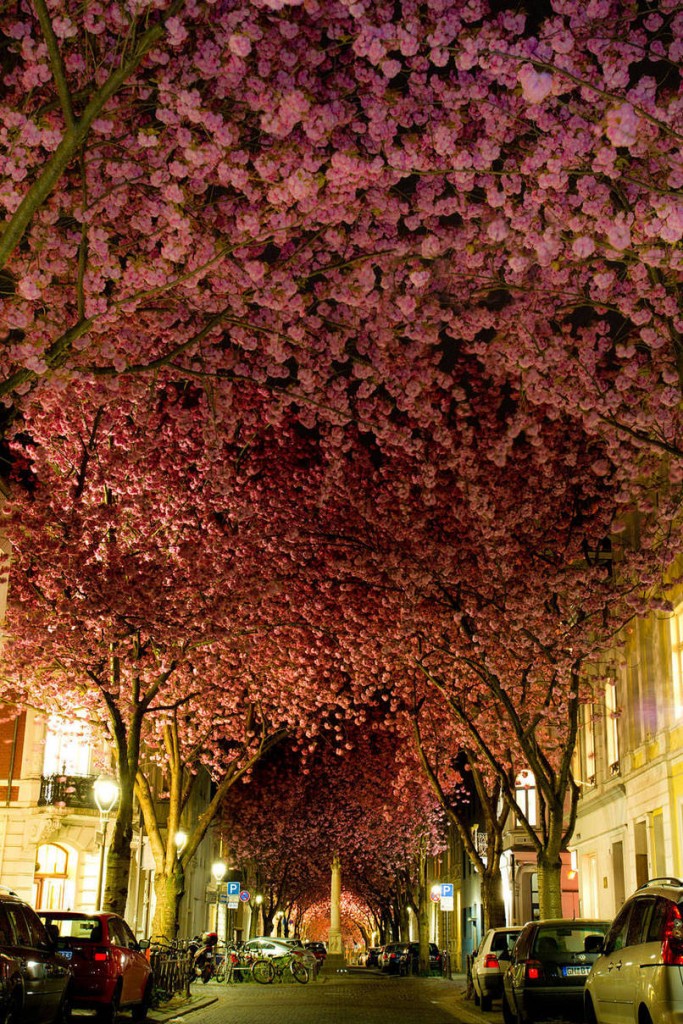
0, 704, 219, 940
572, 603, 683, 919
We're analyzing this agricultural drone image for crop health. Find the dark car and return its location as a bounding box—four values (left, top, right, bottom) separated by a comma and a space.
378, 942, 406, 974
400, 941, 443, 975
304, 941, 327, 963
38, 910, 152, 1024
502, 918, 611, 1024
365, 946, 382, 968
0, 889, 71, 1023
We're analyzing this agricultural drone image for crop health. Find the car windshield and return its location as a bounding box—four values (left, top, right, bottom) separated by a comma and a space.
532, 925, 608, 956
42, 916, 102, 941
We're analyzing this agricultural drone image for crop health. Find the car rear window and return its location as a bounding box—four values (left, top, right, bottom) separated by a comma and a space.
491, 931, 519, 953
43, 916, 102, 941
533, 925, 608, 955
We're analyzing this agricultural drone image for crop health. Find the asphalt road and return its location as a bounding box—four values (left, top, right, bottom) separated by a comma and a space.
145, 970, 502, 1024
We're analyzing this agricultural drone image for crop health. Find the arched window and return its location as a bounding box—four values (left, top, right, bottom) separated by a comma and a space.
34, 843, 70, 910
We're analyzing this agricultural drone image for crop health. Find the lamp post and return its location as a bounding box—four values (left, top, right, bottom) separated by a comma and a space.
93, 775, 119, 910
174, 831, 188, 856
211, 860, 227, 946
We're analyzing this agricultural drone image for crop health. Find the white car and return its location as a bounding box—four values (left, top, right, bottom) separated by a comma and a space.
242, 937, 318, 973
471, 926, 523, 1011
585, 877, 683, 1024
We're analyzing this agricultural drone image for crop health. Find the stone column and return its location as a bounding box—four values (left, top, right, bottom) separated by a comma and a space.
326, 855, 345, 967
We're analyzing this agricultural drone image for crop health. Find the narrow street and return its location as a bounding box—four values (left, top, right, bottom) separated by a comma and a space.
153, 973, 481, 1024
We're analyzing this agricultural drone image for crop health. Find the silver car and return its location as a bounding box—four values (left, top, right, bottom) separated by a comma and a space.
242, 937, 318, 973
471, 926, 523, 1010
585, 877, 683, 1024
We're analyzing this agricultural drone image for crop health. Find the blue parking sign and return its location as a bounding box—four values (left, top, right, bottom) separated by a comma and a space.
440, 883, 454, 898
227, 881, 241, 895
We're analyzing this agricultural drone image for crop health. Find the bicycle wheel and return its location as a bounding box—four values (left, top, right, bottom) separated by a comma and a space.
214, 960, 226, 983
290, 960, 309, 984
252, 958, 275, 985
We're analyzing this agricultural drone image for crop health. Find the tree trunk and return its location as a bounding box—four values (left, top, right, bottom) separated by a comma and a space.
481, 863, 506, 930
103, 818, 134, 915
537, 850, 563, 918
150, 866, 186, 942
416, 852, 431, 976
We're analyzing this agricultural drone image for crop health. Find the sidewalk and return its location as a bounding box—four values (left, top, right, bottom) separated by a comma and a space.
147, 992, 219, 1022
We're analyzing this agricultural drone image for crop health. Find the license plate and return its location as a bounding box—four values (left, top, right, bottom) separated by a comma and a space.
59, 950, 73, 960
563, 965, 590, 976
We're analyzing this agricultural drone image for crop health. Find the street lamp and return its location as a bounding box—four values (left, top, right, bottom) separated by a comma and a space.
211, 860, 227, 884
174, 831, 188, 856
211, 861, 227, 947
93, 775, 119, 910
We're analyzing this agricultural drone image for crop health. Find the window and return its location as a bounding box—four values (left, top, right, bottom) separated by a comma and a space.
515, 771, 537, 827
604, 905, 631, 954
669, 606, 683, 719
34, 843, 70, 911
605, 681, 620, 773
42, 714, 93, 776
626, 898, 655, 946
583, 702, 596, 785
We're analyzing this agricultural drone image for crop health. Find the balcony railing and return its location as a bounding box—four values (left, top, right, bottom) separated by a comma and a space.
38, 774, 99, 810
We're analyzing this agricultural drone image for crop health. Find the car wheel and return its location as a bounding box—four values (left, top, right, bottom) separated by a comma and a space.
502, 993, 518, 1024
131, 979, 153, 1023
52, 989, 71, 1024
481, 993, 492, 1012
473, 983, 480, 1007
4, 992, 22, 1024
97, 982, 121, 1024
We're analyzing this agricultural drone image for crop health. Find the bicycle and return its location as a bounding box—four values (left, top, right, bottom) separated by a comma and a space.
252, 953, 309, 985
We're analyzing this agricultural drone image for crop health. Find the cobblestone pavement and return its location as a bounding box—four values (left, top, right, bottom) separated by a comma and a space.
144, 970, 493, 1024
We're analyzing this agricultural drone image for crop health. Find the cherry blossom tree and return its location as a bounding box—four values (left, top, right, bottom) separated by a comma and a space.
1, 0, 682, 942
0, 0, 679, 501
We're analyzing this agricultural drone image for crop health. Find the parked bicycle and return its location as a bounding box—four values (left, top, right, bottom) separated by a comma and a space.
252, 952, 310, 985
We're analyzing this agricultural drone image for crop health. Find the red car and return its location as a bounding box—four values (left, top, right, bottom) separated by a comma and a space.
38, 910, 152, 1024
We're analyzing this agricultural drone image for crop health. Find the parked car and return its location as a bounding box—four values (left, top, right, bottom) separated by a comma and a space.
400, 941, 443, 975
365, 945, 382, 968
0, 889, 71, 1024
378, 942, 406, 974
584, 876, 683, 1024
502, 917, 610, 1024
472, 926, 524, 1010
304, 941, 327, 963
242, 937, 318, 973
37, 910, 151, 1024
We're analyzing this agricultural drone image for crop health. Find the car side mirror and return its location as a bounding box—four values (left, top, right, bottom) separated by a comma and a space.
138, 938, 151, 951
584, 935, 604, 954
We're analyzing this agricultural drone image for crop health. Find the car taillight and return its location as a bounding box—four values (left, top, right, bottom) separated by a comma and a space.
525, 960, 544, 980
484, 954, 499, 969
661, 904, 683, 965
90, 947, 111, 962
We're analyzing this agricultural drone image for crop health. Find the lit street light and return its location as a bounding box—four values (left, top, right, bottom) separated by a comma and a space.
211, 860, 227, 947
93, 775, 119, 910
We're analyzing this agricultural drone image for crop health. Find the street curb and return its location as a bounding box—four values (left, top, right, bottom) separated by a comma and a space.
147, 996, 219, 1022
